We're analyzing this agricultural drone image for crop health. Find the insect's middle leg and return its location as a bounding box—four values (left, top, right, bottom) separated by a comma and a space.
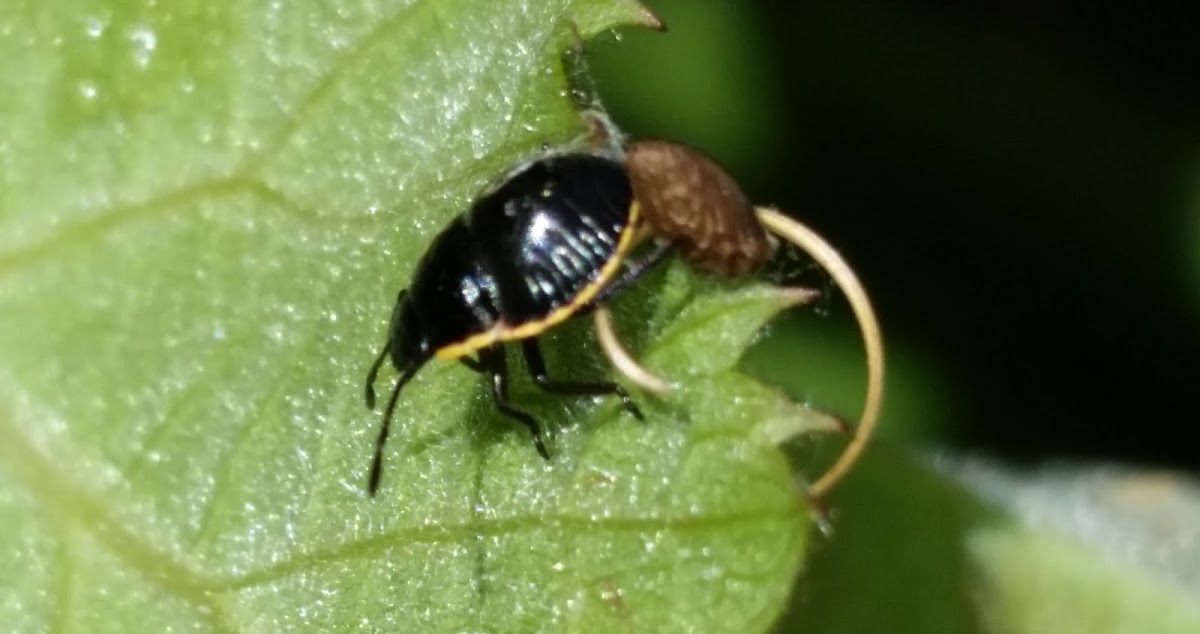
521, 339, 643, 420
460, 355, 486, 373
480, 345, 550, 460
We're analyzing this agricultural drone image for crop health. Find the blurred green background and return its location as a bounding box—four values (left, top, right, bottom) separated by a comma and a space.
591, 0, 1200, 471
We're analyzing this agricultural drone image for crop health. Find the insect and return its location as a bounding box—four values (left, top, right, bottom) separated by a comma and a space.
364, 152, 668, 495
365, 135, 885, 502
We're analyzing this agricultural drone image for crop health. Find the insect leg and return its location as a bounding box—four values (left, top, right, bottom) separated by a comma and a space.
521, 339, 643, 420
459, 355, 486, 373
481, 345, 551, 460
589, 241, 673, 306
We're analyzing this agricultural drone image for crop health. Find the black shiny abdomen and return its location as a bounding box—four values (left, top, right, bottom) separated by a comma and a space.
389, 153, 634, 369
469, 154, 632, 322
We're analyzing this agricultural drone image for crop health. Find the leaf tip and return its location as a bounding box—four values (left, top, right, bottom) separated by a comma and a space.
772, 285, 822, 309
759, 398, 847, 446
633, 2, 668, 32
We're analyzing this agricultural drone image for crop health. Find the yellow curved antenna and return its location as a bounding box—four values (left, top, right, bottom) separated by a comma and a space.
592, 207, 884, 498
754, 207, 885, 498
594, 305, 673, 395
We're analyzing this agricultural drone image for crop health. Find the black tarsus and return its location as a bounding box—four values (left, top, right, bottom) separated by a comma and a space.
480, 345, 550, 460
521, 339, 643, 420
368, 363, 420, 496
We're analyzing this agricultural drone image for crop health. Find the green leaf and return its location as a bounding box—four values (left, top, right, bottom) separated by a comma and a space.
955, 461, 1200, 634
0, 1, 823, 631
778, 449, 1200, 634
774, 447, 994, 634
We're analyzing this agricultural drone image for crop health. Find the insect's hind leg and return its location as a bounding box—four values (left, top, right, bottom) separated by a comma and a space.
521, 339, 643, 420
589, 241, 673, 307
480, 345, 551, 460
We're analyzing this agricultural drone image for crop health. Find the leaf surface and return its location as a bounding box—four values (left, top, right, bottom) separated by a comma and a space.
0, 1, 820, 632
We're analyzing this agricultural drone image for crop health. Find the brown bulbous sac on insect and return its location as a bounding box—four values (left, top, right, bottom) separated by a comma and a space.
626, 140, 774, 277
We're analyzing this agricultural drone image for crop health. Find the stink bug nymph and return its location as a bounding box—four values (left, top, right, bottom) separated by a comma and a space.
365, 135, 885, 502
364, 153, 667, 495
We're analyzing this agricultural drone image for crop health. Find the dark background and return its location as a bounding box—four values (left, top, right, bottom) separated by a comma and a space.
591, 0, 1200, 473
